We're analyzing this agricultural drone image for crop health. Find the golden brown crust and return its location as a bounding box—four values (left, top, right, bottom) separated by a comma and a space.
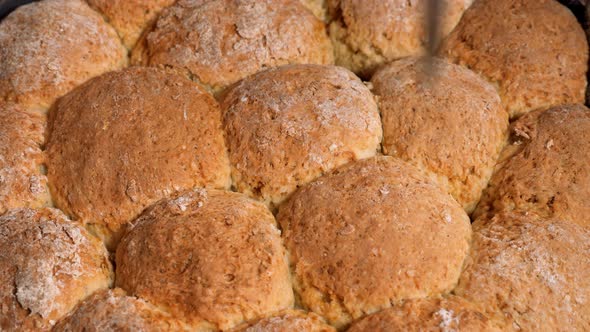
277, 156, 471, 328
455, 212, 590, 331
46, 67, 230, 249
371, 57, 508, 213
0, 208, 112, 331
473, 104, 590, 228
0, 103, 51, 216
347, 296, 502, 332
53, 288, 189, 332
327, 0, 472, 78
221, 64, 382, 209
0, 0, 127, 111
116, 189, 294, 330
131, 0, 334, 92
439, 0, 588, 118
230, 310, 335, 332
86, 0, 176, 50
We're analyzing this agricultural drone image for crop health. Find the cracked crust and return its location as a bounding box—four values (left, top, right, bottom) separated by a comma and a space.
116, 189, 294, 330
473, 104, 590, 228
347, 296, 503, 332
131, 0, 334, 92
371, 57, 508, 213
230, 309, 335, 332
277, 156, 471, 329
0, 103, 52, 216
53, 288, 189, 332
86, 0, 177, 50
221, 64, 382, 209
46, 67, 230, 249
439, 0, 588, 118
0, 208, 112, 331
0, 0, 127, 111
326, 0, 472, 78
455, 212, 590, 331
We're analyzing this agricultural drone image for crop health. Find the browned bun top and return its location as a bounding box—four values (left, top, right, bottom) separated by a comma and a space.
371, 56, 508, 213
53, 288, 188, 332
86, 0, 176, 50
0, 208, 112, 331
455, 212, 590, 331
230, 310, 335, 332
131, 0, 334, 92
473, 104, 590, 228
46, 67, 230, 249
115, 189, 294, 330
439, 0, 588, 118
221, 64, 382, 209
0, 0, 127, 111
347, 296, 503, 332
277, 156, 471, 328
0, 103, 51, 215
326, 0, 472, 78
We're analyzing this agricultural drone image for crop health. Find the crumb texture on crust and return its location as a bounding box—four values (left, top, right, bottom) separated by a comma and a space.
221, 64, 382, 208
277, 156, 471, 328
473, 104, 590, 228
326, 0, 472, 78
0, 0, 127, 111
131, 0, 334, 91
46, 67, 230, 249
230, 309, 335, 332
53, 288, 188, 332
347, 295, 502, 332
86, 0, 177, 50
455, 212, 590, 331
116, 189, 294, 331
0, 103, 51, 215
0, 208, 112, 331
371, 56, 508, 213
439, 0, 588, 118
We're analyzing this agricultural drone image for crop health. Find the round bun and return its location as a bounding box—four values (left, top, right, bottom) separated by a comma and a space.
455, 212, 590, 331
347, 296, 502, 332
86, 0, 176, 50
47, 67, 230, 249
0, 103, 51, 215
0, 0, 127, 111
221, 64, 382, 208
277, 156, 471, 328
371, 57, 508, 213
53, 288, 187, 332
231, 310, 335, 332
326, 0, 472, 77
131, 0, 334, 92
116, 189, 294, 330
0, 208, 112, 330
473, 104, 590, 228
439, 0, 588, 118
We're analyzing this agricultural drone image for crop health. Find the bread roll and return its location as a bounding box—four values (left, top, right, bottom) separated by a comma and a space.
86, 0, 176, 49
221, 64, 382, 209
47, 67, 230, 249
0, 103, 51, 215
53, 288, 188, 332
116, 189, 293, 330
131, 0, 334, 92
372, 57, 508, 213
347, 296, 502, 332
230, 310, 335, 332
0, 0, 127, 111
473, 104, 590, 228
440, 0, 588, 118
277, 156, 471, 328
327, 0, 472, 78
0, 208, 112, 331
455, 212, 590, 331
